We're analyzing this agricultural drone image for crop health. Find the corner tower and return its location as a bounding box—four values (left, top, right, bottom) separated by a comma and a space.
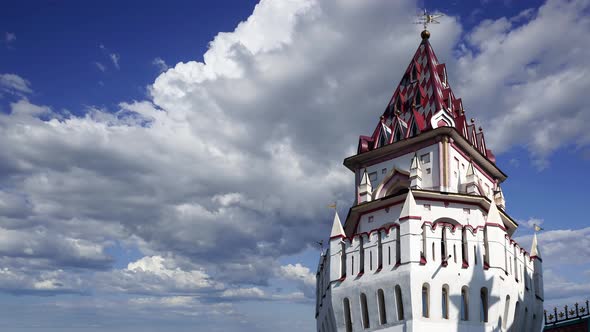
315, 28, 543, 332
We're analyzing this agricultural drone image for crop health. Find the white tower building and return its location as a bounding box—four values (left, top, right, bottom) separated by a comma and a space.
315, 28, 544, 332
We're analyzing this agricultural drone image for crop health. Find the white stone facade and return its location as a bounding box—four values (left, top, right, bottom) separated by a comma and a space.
316, 30, 543, 332
316, 138, 543, 332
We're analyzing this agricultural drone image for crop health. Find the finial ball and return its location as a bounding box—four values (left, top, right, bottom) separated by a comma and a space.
421, 30, 430, 40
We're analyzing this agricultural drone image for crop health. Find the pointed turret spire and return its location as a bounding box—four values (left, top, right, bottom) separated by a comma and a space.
399, 189, 419, 220
409, 153, 422, 189
330, 210, 345, 239
530, 232, 542, 259
486, 200, 502, 225
358, 169, 373, 203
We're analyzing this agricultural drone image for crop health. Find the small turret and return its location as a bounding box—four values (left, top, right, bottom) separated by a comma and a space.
531, 232, 544, 301
330, 211, 346, 239
358, 169, 373, 203
329, 211, 346, 281
494, 185, 506, 209
409, 153, 422, 189
530, 232, 541, 261
464, 162, 478, 195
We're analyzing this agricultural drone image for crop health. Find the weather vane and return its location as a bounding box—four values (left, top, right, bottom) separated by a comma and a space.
415, 9, 443, 39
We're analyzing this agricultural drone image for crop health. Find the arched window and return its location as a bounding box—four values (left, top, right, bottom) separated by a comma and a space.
395, 285, 404, 320
460, 286, 469, 321
422, 283, 430, 318
442, 285, 449, 319
480, 288, 488, 322
378, 289, 387, 325
502, 295, 510, 330
343, 298, 353, 332
360, 293, 370, 329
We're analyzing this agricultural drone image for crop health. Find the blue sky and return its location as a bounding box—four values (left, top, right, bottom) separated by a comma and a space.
0, 0, 589, 331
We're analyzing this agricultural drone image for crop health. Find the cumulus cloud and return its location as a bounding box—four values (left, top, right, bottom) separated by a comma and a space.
152, 57, 169, 72
0, 1, 587, 321
99, 255, 222, 295
278, 263, 315, 298
453, 0, 590, 167
0, 73, 32, 95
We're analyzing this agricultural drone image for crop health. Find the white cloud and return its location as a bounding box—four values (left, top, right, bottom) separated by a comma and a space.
110, 53, 120, 69
94, 61, 106, 72
278, 263, 315, 298
100, 255, 222, 295
0, 0, 588, 315
453, 0, 590, 166
152, 57, 169, 72
4, 32, 16, 43
0, 73, 32, 95
516, 227, 590, 265
518, 217, 544, 229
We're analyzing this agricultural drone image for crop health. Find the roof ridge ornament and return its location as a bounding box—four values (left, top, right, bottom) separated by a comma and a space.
415, 9, 444, 40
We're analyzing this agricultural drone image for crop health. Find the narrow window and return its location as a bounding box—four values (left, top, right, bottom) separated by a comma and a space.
502, 295, 510, 330
395, 285, 404, 320
422, 225, 427, 261
483, 227, 490, 266
359, 238, 365, 274
360, 293, 370, 329
378, 289, 387, 325
442, 285, 449, 319
453, 245, 457, 264
396, 228, 401, 265
351, 256, 354, 276
474, 245, 477, 265
422, 283, 430, 318
432, 242, 435, 261
480, 288, 488, 322
377, 234, 383, 270
441, 227, 447, 263
461, 286, 469, 321
370, 251, 373, 271
388, 246, 391, 266
340, 243, 346, 278
343, 298, 353, 332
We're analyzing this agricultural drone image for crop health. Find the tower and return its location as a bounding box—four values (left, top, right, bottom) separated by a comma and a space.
315, 27, 543, 332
